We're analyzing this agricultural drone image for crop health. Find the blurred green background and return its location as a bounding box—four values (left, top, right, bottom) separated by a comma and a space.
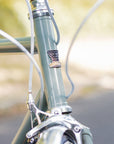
0, 0, 114, 115
0, 0, 114, 37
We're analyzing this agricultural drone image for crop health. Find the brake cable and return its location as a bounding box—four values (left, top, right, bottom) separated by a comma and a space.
65, 0, 105, 98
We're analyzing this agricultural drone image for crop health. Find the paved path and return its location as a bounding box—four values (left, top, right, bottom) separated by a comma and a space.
0, 90, 114, 144
69, 90, 114, 144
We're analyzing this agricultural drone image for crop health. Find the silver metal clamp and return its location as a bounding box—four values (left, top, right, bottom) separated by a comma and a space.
26, 114, 88, 144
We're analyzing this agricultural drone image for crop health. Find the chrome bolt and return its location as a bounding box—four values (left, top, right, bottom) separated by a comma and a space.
74, 125, 81, 133
52, 108, 62, 115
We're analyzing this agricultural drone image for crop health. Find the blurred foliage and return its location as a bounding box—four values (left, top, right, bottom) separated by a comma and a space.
0, 0, 27, 37
52, 0, 114, 38
0, 0, 114, 38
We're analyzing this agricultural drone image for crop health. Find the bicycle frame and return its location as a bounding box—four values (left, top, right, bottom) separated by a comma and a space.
0, 37, 37, 53
0, 0, 93, 144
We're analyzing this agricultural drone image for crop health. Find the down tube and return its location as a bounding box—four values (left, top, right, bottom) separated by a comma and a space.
33, 15, 72, 113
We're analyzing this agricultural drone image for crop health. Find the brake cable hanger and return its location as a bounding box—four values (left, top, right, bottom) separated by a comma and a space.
65, 0, 105, 98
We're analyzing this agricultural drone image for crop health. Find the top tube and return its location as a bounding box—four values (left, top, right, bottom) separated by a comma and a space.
0, 37, 37, 54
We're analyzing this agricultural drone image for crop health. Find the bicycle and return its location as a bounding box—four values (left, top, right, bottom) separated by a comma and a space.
0, 0, 104, 143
